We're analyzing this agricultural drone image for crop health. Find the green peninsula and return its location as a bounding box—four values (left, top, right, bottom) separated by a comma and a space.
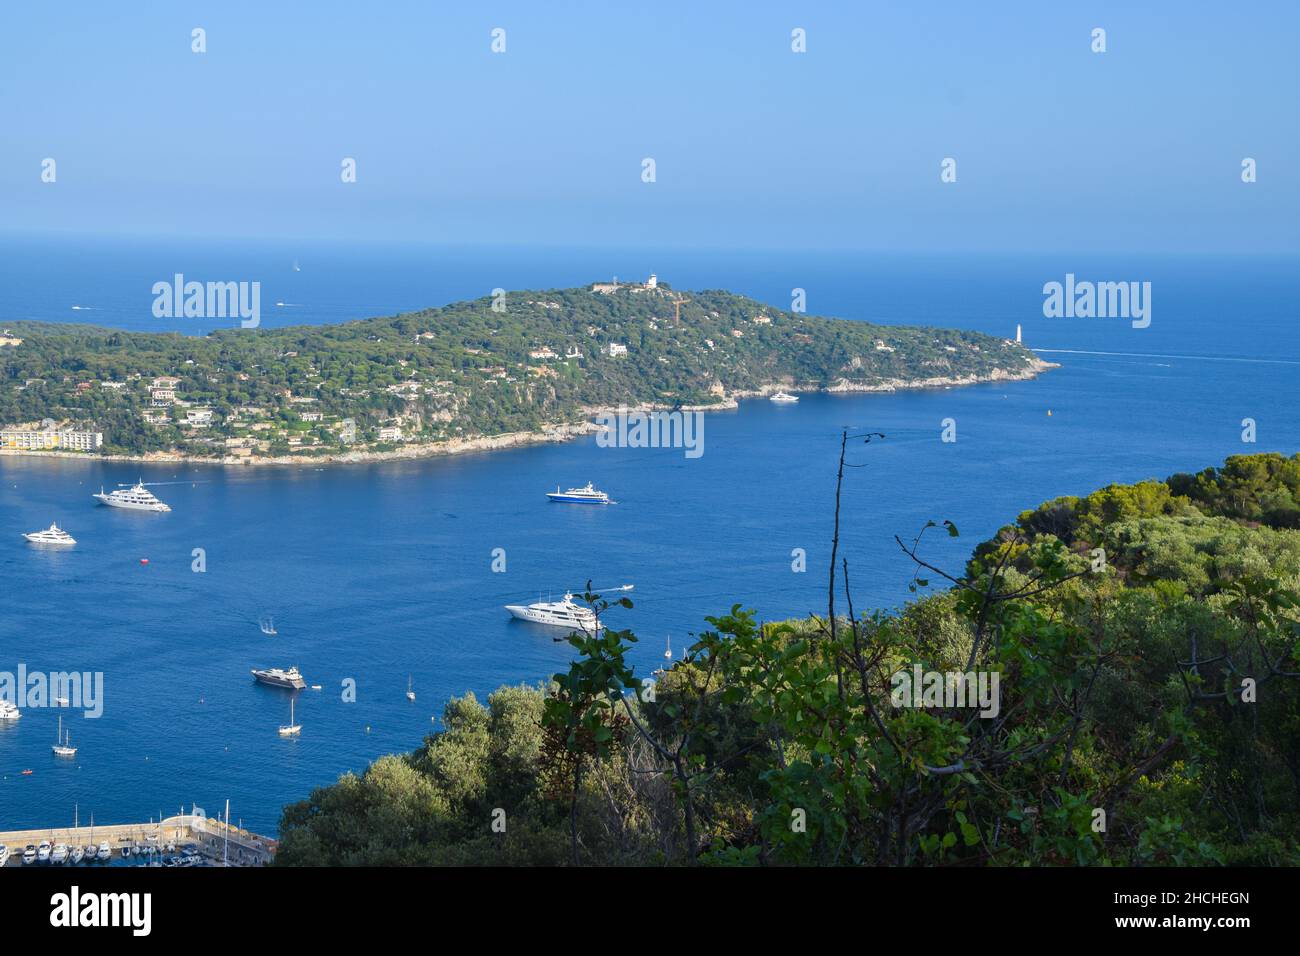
0, 281, 1049, 461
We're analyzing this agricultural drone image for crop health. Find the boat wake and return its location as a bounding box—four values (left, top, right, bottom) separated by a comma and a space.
1033, 348, 1300, 367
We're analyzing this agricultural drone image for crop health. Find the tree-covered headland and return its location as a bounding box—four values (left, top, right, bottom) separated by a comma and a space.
1, 285, 1041, 457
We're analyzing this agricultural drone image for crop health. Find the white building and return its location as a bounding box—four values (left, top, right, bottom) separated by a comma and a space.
378, 425, 403, 442
607, 343, 628, 357
1, 427, 103, 452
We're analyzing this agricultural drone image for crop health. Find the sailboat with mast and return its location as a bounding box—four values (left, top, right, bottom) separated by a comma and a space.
278, 698, 301, 737
52, 715, 76, 757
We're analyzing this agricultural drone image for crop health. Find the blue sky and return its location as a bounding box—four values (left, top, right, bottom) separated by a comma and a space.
0, 0, 1295, 253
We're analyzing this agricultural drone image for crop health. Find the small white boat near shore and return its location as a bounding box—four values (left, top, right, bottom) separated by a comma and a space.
769, 391, 799, 403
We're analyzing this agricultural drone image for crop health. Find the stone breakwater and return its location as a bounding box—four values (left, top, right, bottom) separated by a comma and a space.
0, 361, 1056, 468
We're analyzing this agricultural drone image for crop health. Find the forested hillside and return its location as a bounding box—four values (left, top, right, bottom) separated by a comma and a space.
275, 452, 1300, 866
0, 284, 1040, 457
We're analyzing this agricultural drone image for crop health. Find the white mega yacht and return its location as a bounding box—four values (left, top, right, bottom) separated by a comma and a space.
505, 585, 633, 634
769, 391, 799, 403
23, 523, 76, 545
546, 482, 611, 504
505, 594, 604, 633
92, 481, 171, 512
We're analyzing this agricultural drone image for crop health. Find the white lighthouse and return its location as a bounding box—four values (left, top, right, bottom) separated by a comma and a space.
1015, 324, 1022, 344
646, 273, 658, 289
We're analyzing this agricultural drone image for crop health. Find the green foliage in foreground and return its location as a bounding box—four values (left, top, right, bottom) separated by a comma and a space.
276, 453, 1300, 866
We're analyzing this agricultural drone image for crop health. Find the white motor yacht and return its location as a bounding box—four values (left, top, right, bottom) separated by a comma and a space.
505, 585, 633, 634
0, 700, 19, 720
36, 841, 52, 863
546, 482, 611, 504
23, 522, 76, 545
769, 391, 799, 403
92, 481, 171, 512
251, 666, 306, 690
96, 841, 112, 861
505, 594, 603, 633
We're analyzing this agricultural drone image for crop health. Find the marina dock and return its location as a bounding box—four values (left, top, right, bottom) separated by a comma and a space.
0, 813, 276, 866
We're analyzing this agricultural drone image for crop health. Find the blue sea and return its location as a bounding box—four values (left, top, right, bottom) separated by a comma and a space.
0, 236, 1296, 835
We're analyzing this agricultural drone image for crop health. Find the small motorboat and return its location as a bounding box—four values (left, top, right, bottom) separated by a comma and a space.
70, 845, 85, 865
37, 841, 52, 863
119, 846, 129, 859
22, 845, 37, 865
96, 841, 112, 861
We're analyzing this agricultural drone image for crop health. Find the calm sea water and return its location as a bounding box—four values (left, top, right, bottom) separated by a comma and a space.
0, 238, 1296, 834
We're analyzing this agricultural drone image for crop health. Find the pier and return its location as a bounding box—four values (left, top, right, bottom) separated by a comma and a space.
0, 813, 276, 866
